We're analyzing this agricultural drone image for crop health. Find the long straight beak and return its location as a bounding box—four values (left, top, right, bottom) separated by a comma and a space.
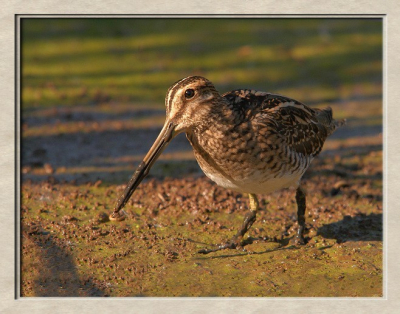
112, 120, 176, 214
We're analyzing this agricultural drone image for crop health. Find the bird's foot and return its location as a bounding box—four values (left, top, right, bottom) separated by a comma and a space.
289, 233, 307, 246
197, 236, 243, 254
198, 235, 284, 254
198, 202, 258, 255
295, 235, 306, 245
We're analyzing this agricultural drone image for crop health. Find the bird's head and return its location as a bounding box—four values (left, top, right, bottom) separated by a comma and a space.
112, 76, 222, 214
164, 75, 222, 133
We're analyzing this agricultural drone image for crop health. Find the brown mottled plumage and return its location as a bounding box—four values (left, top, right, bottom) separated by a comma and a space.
111, 76, 346, 253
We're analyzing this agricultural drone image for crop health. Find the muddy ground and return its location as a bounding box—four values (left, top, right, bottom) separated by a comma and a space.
20, 98, 383, 297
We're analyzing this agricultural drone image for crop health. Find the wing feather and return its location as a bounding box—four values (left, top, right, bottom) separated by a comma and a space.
223, 90, 340, 157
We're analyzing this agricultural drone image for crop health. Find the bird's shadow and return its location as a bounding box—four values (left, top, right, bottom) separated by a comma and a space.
191, 213, 382, 259
317, 213, 383, 243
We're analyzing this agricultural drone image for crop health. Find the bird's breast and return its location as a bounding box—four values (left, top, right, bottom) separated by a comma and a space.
186, 128, 311, 195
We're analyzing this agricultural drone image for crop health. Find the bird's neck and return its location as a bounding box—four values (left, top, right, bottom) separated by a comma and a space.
193, 97, 239, 134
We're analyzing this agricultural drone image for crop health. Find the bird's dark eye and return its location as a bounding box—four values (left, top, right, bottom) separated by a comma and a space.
185, 89, 195, 99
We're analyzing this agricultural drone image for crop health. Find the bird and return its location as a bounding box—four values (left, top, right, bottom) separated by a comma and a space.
110, 76, 346, 254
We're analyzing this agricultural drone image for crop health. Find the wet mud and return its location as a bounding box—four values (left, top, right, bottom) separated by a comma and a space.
21, 148, 383, 297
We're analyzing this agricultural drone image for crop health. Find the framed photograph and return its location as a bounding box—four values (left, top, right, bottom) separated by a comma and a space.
2, 2, 398, 313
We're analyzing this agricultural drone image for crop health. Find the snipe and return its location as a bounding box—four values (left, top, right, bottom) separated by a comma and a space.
110, 76, 345, 254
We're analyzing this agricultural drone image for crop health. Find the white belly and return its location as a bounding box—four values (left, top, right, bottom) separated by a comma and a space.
203, 169, 303, 195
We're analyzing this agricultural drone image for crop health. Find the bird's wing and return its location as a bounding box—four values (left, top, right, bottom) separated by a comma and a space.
223, 90, 333, 157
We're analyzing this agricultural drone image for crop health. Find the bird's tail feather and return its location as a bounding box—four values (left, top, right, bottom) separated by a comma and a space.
316, 107, 346, 136
328, 118, 346, 136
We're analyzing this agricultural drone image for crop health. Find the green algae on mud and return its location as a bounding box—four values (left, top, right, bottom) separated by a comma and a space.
20, 136, 383, 297
20, 164, 383, 297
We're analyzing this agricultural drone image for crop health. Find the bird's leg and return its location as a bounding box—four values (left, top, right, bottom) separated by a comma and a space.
229, 193, 259, 246
198, 193, 259, 254
295, 186, 306, 245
